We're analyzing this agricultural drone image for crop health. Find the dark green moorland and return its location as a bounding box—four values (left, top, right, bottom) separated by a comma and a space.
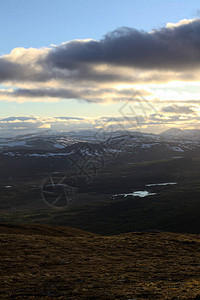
0, 156, 200, 235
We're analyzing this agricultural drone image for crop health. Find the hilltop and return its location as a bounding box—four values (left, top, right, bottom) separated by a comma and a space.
1, 223, 200, 299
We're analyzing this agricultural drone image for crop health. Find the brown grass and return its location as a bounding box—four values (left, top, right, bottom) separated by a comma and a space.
1, 223, 200, 299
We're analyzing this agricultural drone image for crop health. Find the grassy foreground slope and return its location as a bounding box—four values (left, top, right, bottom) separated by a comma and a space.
1, 223, 200, 299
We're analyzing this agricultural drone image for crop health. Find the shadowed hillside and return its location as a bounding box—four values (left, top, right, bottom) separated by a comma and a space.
1, 223, 200, 299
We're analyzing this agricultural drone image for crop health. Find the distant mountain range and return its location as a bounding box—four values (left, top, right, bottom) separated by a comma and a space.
0, 128, 200, 163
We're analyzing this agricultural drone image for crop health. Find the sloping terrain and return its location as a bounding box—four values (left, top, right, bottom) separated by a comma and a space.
1, 223, 200, 299
1, 154, 200, 236
1, 129, 200, 159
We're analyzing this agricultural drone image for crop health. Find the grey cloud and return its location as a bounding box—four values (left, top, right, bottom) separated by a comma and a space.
13, 88, 79, 99
46, 19, 200, 71
3, 87, 147, 102
1, 116, 37, 122
0, 57, 51, 83
148, 113, 196, 124
54, 116, 85, 121
1, 19, 200, 87
0, 57, 132, 84
161, 105, 196, 114
0, 59, 25, 82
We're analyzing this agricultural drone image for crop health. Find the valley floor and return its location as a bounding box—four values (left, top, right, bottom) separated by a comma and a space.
0, 223, 200, 299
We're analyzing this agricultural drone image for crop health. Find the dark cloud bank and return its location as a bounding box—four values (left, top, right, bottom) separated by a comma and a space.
0, 18, 200, 106
0, 19, 200, 84
46, 19, 200, 71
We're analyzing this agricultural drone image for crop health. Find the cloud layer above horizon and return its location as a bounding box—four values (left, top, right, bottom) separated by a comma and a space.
0, 18, 200, 133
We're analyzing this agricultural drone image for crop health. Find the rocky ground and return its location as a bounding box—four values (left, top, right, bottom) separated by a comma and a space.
1, 223, 200, 299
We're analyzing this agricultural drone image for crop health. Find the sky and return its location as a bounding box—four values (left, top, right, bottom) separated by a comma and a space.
0, 0, 200, 135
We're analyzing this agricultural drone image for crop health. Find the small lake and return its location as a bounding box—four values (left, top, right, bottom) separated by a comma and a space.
112, 182, 177, 199
145, 182, 177, 187
113, 190, 156, 198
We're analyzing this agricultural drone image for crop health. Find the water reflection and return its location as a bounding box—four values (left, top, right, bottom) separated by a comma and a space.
146, 182, 177, 187
113, 190, 156, 198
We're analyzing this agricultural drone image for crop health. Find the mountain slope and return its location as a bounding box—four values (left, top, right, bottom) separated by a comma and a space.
1, 223, 200, 299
